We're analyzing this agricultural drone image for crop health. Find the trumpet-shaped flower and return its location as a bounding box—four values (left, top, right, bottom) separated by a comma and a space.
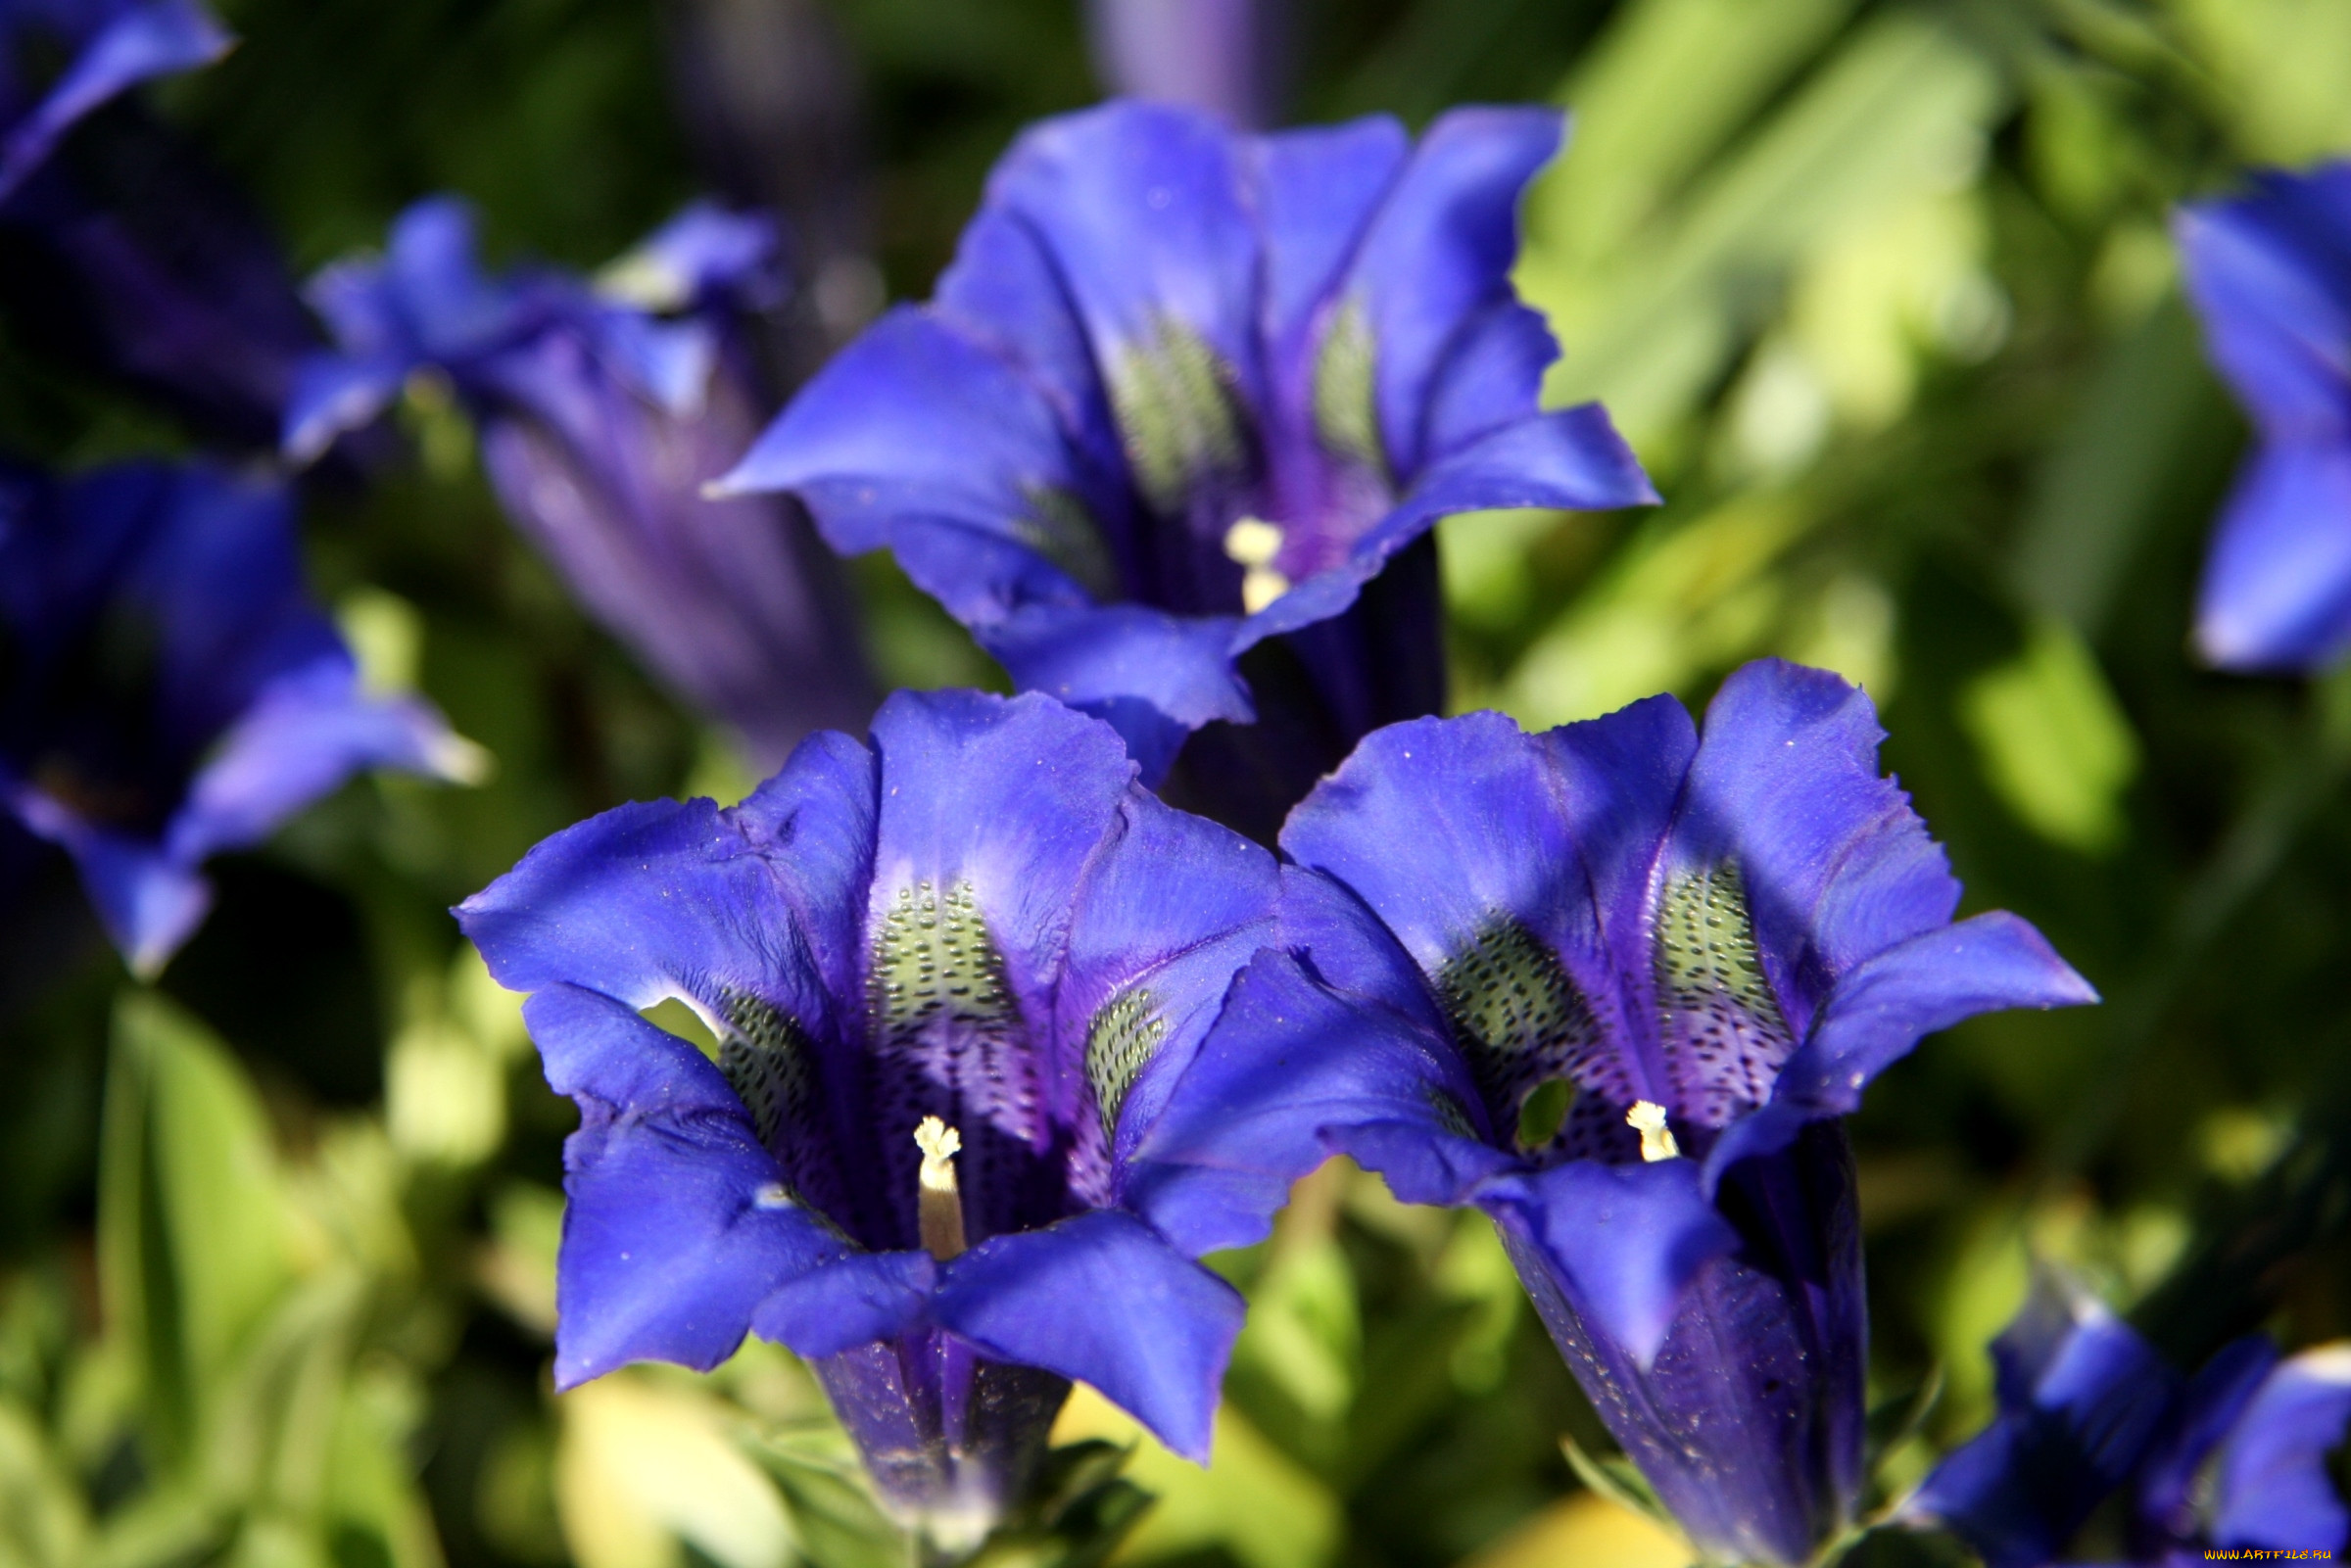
1906, 1278, 2351, 1566
1, 100, 323, 452
283, 197, 871, 769
1126, 659, 2094, 1566
0, 0, 228, 203
0, 458, 476, 974
2177, 162, 2351, 671
716, 100, 1654, 819
1083, 0, 1284, 129
456, 690, 1280, 1548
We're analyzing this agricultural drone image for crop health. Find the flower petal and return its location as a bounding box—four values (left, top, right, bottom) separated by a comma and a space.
931, 1209, 1243, 1463
2176, 168, 2351, 441
1678, 659, 1960, 1020
456, 730, 878, 1046
1126, 938, 1485, 1254
1479, 1158, 1740, 1368
1238, 406, 1655, 648
1338, 105, 1562, 477
751, 1252, 937, 1360
0, 795, 209, 979
525, 984, 851, 1389
865, 689, 1137, 1010
1251, 116, 1410, 356
1904, 1283, 2179, 1568
2212, 1344, 2351, 1552
1052, 787, 1278, 1162
715, 308, 1114, 575
934, 204, 1128, 492
171, 659, 476, 864
2194, 438, 2351, 672
983, 101, 1260, 407
1278, 696, 1694, 1118
0, 0, 232, 202
981, 603, 1255, 784
2135, 1336, 2279, 1544
1703, 912, 2098, 1184
281, 353, 406, 463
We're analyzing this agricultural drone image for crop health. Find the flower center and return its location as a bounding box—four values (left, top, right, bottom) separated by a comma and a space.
1626, 1101, 1681, 1162
914, 1116, 968, 1260
1223, 517, 1291, 613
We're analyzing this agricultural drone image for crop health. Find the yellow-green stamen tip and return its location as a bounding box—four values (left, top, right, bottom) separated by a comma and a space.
1223, 518, 1293, 614
1627, 1101, 1681, 1163
914, 1116, 968, 1259
1223, 516, 1284, 567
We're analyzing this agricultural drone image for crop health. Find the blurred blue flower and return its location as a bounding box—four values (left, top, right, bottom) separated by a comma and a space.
715, 100, 1654, 808
0, 1, 316, 451
1128, 659, 2095, 1567
2177, 163, 2351, 672
1906, 1276, 2351, 1566
456, 689, 1281, 1548
0, 101, 322, 452
1084, 0, 1285, 129
0, 458, 477, 976
0, 0, 228, 202
284, 197, 872, 769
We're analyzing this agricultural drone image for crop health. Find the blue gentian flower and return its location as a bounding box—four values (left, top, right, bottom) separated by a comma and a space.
714, 100, 1655, 814
283, 197, 872, 770
0, 458, 477, 975
1083, 0, 1284, 129
0, 0, 228, 202
455, 689, 1283, 1549
1906, 1277, 2351, 1566
1125, 659, 2095, 1567
0, 101, 322, 452
2176, 162, 2351, 671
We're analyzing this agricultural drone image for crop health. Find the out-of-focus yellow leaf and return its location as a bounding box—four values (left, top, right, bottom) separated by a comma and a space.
1529, 12, 2001, 447
2170, 0, 2351, 163
1052, 1386, 1338, 1568
1457, 1492, 1691, 1568
387, 1019, 507, 1167
1959, 618, 2140, 855
1430, 1212, 1522, 1394
101, 995, 299, 1463
0, 1399, 89, 1568
478, 1183, 564, 1337
1532, 0, 1860, 269
1228, 1233, 1359, 1424
556, 1372, 793, 1568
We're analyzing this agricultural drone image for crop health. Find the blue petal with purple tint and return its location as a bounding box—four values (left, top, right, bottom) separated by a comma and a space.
1161, 658, 2092, 1565
2211, 1345, 2351, 1553
934, 1210, 1244, 1464
457, 689, 1281, 1531
0, 0, 231, 202
527, 983, 852, 1387
2176, 162, 2351, 673
289, 195, 873, 767
0, 459, 471, 974
1906, 1281, 2181, 1568
720, 99, 1655, 810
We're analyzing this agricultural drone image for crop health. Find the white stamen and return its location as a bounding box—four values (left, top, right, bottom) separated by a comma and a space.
914, 1116, 968, 1259
1223, 516, 1284, 567
1627, 1101, 1681, 1163
1223, 518, 1292, 614
1240, 566, 1291, 614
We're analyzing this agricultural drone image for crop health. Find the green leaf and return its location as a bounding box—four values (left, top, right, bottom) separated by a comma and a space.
100, 993, 298, 1467
1958, 618, 2140, 855
1528, 12, 2002, 445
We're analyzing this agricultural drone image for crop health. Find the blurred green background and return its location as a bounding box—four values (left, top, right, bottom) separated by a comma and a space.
4, 1, 2349, 1565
